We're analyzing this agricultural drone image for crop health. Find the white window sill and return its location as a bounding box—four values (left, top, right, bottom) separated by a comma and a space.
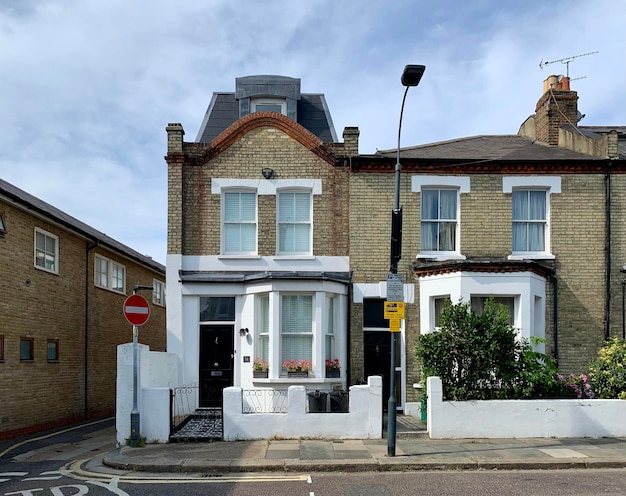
273, 255, 316, 260
218, 255, 261, 260
416, 253, 466, 262
508, 254, 555, 261
251, 377, 342, 384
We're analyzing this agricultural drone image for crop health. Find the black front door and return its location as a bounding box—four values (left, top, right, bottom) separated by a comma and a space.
199, 325, 234, 408
364, 331, 391, 410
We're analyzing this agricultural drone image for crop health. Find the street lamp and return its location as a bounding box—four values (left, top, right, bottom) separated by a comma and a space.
388, 64, 425, 457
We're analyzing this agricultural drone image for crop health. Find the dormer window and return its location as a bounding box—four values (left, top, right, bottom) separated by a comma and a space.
251, 98, 286, 115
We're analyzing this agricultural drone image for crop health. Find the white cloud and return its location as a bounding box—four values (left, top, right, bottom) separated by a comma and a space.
0, 0, 623, 265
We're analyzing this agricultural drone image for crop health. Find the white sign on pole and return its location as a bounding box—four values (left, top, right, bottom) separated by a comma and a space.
386, 273, 404, 302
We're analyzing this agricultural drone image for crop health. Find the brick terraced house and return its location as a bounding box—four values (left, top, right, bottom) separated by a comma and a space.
0, 179, 166, 440
165, 74, 624, 419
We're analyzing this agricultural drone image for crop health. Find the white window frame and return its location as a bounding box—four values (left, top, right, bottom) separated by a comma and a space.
280, 293, 314, 375
251, 97, 286, 115
324, 296, 336, 362
153, 279, 166, 306
222, 189, 258, 255
412, 176, 469, 261
432, 295, 451, 330
34, 228, 59, 274
419, 271, 546, 347
503, 176, 560, 260
94, 254, 126, 294
277, 189, 312, 256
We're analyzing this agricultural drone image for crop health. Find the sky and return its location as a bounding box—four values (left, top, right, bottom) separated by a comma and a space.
0, 0, 623, 266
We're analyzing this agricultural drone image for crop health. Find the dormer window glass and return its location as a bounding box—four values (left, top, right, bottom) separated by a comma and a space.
252, 98, 286, 115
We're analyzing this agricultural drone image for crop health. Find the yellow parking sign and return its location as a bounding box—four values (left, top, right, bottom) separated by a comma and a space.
389, 318, 401, 332
384, 301, 405, 319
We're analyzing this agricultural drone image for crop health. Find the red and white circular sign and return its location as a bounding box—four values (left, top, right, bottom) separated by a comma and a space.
123, 294, 150, 326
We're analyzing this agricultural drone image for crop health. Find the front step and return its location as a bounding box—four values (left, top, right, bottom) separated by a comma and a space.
170, 409, 223, 442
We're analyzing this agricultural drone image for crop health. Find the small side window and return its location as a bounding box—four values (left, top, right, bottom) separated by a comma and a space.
47, 339, 59, 362
20, 337, 34, 361
0, 335, 5, 361
0, 213, 7, 237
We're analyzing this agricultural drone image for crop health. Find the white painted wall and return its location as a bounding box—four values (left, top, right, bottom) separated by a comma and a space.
116, 343, 179, 445
427, 376, 626, 439
223, 376, 383, 440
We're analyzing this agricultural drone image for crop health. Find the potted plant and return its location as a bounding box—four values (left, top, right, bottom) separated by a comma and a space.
325, 358, 340, 378
284, 359, 311, 377
252, 358, 269, 378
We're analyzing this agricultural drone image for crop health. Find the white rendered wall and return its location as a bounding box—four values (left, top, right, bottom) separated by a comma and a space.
427, 376, 626, 439
419, 271, 546, 346
223, 376, 383, 440
116, 343, 179, 445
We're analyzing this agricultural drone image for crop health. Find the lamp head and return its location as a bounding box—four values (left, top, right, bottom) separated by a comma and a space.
401, 65, 426, 87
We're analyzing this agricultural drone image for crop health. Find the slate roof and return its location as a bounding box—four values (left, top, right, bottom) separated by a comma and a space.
0, 177, 164, 273
376, 135, 606, 161
195, 81, 337, 144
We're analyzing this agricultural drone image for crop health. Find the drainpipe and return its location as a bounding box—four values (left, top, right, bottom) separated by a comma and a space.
551, 274, 559, 364
622, 275, 626, 340
85, 241, 98, 419
605, 163, 612, 340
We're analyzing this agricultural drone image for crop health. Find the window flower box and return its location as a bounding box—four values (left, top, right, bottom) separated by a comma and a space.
253, 371, 268, 378
284, 359, 311, 378
287, 371, 309, 378
325, 358, 340, 378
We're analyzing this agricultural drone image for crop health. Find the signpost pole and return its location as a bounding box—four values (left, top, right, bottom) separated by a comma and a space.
130, 324, 140, 447
125, 284, 153, 448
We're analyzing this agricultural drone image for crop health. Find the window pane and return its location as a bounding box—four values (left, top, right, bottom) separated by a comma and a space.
512, 190, 528, 220
439, 222, 456, 250
363, 299, 389, 328
200, 297, 235, 321
293, 224, 310, 252
47, 340, 58, 361
439, 190, 457, 220
512, 223, 527, 251
112, 264, 124, 292
528, 223, 545, 251
294, 193, 310, 221
529, 191, 546, 220
255, 104, 282, 113
20, 338, 33, 360
224, 193, 240, 221
421, 190, 438, 220
96, 258, 108, 287
240, 224, 256, 252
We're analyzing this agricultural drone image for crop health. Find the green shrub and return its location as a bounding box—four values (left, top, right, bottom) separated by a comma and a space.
586, 337, 626, 399
415, 297, 560, 400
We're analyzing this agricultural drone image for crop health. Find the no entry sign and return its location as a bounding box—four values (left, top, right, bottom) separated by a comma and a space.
123, 294, 150, 326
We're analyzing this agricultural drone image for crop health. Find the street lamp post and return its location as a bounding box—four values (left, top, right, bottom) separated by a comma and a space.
388, 64, 425, 457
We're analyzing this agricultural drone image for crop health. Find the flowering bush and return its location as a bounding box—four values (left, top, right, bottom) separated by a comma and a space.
586, 337, 626, 399
283, 359, 311, 372
325, 358, 340, 371
557, 373, 595, 399
252, 358, 268, 373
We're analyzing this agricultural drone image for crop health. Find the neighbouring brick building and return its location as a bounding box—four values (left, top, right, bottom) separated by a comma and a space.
164, 74, 624, 421
0, 178, 166, 440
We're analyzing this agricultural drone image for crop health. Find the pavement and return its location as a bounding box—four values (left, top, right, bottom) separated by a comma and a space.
100, 415, 626, 473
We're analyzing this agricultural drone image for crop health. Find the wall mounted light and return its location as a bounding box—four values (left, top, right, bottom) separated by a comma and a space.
262, 168, 274, 179
239, 328, 249, 337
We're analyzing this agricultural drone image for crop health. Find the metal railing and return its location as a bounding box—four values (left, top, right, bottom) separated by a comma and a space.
242, 389, 288, 413
170, 384, 223, 440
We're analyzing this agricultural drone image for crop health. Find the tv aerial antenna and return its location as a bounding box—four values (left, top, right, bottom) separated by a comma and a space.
539, 51, 598, 77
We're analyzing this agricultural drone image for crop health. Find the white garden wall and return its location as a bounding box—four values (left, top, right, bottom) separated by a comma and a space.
427, 376, 626, 439
223, 376, 383, 441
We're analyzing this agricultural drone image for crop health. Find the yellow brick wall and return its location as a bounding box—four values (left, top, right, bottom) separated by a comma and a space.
0, 200, 166, 439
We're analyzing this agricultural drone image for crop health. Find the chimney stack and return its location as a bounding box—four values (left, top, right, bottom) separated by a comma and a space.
342, 127, 360, 155
535, 76, 578, 146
